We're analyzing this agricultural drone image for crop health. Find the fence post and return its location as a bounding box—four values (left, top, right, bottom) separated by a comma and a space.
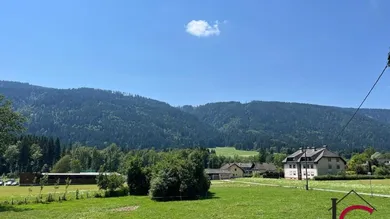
331, 198, 338, 219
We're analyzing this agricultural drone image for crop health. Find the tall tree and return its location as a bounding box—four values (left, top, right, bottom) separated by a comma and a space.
18, 139, 30, 172
0, 95, 25, 147
3, 144, 20, 173
54, 137, 61, 163
0, 95, 25, 169
102, 143, 123, 172
30, 143, 43, 172
51, 155, 71, 173
47, 137, 55, 165
259, 148, 267, 163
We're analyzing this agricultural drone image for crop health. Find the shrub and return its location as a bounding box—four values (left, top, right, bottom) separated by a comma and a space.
149, 151, 210, 201
46, 193, 55, 202
374, 166, 390, 176
39, 175, 48, 200
94, 192, 103, 198
314, 175, 386, 181
252, 172, 262, 178
96, 173, 126, 197
105, 185, 129, 197
127, 159, 151, 196
62, 177, 72, 201
263, 171, 283, 178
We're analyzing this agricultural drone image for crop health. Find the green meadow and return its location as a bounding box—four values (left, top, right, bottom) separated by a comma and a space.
1, 180, 390, 218
210, 147, 258, 157
234, 177, 390, 195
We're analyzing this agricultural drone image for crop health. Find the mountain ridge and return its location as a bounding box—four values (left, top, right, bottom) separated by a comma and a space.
2, 80, 390, 151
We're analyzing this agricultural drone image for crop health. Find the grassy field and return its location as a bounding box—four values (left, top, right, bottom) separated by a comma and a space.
210, 147, 258, 157
0, 184, 99, 202
1, 181, 390, 218
234, 177, 390, 195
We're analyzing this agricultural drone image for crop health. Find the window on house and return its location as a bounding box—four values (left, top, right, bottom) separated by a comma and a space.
293, 171, 296, 175
337, 165, 340, 169
235, 168, 237, 171
293, 165, 296, 168
328, 158, 331, 162
311, 165, 314, 169
336, 158, 340, 162
289, 171, 292, 175
303, 165, 306, 169
311, 172, 314, 176
303, 172, 306, 175
328, 164, 332, 169
289, 164, 292, 168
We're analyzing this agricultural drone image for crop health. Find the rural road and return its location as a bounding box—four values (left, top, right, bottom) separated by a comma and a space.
223, 179, 390, 198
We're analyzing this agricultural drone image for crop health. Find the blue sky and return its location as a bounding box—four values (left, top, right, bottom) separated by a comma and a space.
1, 0, 390, 108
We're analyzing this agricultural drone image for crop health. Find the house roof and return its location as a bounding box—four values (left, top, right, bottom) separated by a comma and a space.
220, 163, 246, 172
236, 163, 254, 169
282, 146, 346, 164
205, 169, 232, 174
253, 162, 277, 171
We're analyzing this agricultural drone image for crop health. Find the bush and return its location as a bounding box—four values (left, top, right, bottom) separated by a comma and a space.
374, 166, 390, 176
314, 175, 386, 181
127, 159, 151, 196
263, 171, 283, 178
345, 171, 356, 175
252, 172, 262, 178
46, 193, 55, 202
105, 185, 129, 197
149, 151, 210, 201
96, 173, 126, 197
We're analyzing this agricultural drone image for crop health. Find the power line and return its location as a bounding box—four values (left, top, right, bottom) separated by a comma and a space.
336, 63, 388, 139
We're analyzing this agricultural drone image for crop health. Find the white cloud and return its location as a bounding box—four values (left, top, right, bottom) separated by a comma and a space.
185, 20, 221, 37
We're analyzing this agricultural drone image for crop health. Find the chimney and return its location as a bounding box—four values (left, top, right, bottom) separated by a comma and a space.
299, 147, 302, 152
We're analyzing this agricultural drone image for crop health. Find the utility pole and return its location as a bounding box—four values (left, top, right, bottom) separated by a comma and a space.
305, 146, 309, 190
388, 50, 390, 67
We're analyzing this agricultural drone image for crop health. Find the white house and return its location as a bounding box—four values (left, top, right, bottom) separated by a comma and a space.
282, 145, 346, 180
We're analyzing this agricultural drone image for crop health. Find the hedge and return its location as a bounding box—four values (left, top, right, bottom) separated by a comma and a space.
263, 171, 284, 179
313, 175, 387, 181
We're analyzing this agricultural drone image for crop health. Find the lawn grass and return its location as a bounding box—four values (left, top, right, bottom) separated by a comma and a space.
210, 147, 258, 157
0, 184, 99, 202
1, 181, 389, 218
235, 177, 390, 195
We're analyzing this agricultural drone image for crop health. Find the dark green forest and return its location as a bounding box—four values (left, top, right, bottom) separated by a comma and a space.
2, 80, 390, 152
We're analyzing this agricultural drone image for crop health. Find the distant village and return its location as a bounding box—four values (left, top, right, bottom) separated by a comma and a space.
205, 145, 390, 180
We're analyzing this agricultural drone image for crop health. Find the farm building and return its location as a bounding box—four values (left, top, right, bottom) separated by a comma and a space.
19, 172, 120, 186
219, 162, 277, 177
205, 169, 232, 180
220, 163, 245, 178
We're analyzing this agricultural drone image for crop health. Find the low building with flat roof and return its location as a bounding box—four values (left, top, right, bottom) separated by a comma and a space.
20, 172, 120, 186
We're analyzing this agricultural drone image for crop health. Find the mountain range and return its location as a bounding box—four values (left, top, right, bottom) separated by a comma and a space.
1, 80, 390, 151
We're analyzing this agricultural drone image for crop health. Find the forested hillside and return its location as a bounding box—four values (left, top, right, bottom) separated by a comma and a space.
181, 102, 390, 151
0, 81, 220, 148
2, 80, 390, 151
